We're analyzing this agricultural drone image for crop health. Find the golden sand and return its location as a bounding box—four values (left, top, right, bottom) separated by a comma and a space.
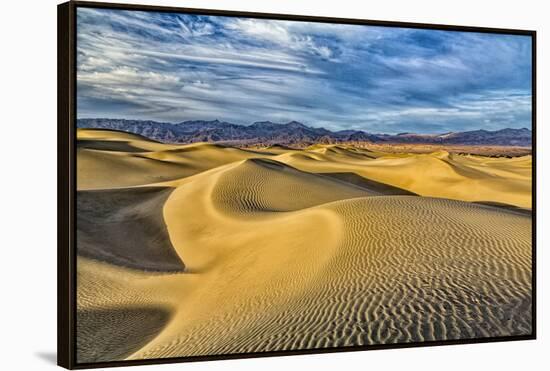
75, 129, 532, 362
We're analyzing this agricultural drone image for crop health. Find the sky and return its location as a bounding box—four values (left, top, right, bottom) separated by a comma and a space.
76, 8, 532, 134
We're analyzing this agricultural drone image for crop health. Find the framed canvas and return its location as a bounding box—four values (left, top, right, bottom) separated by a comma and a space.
57, 1, 536, 369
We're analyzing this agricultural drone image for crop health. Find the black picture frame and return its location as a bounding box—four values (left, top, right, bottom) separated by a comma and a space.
58, 1, 537, 369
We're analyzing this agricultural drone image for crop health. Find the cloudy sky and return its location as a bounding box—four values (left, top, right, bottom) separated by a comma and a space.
76, 8, 532, 134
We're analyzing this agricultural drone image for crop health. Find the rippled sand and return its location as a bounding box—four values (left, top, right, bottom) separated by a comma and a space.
76, 129, 532, 363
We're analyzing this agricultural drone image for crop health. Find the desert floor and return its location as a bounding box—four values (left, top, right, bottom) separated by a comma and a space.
75, 129, 532, 363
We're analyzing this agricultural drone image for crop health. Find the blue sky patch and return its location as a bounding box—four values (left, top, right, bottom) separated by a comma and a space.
76, 8, 532, 134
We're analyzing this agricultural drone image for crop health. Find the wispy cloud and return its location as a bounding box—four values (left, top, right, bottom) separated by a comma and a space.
76, 8, 532, 134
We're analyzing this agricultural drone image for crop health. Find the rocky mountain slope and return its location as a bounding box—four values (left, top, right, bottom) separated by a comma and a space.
77, 118, 532, 147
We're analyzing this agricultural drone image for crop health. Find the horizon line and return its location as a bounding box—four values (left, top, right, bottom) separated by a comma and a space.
76, 117, 532, 136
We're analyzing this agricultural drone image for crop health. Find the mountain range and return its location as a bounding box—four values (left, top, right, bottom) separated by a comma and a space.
77, 118, 532, 147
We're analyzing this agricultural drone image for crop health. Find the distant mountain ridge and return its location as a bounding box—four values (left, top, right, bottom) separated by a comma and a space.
77, 118, 532, 147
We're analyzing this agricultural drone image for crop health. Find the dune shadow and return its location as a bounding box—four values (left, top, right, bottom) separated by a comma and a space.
77, 127, 162, 143
473, 201, 532, 216
77, 186, 185, 272
247, 157, 288, 170
77, 139, 147, 153
77, 306, 172, 363
318, 172, 418, 196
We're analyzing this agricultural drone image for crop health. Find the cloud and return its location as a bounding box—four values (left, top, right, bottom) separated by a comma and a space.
227, 18, 340, 61
76, 8, 532, 134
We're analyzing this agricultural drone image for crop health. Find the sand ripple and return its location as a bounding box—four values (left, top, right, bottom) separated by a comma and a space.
75, 130, 532, 362
132, 159, 531, 359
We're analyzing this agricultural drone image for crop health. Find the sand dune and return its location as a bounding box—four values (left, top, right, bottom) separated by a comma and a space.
76, 129, 532, 363
77, 129, 273, 189
77, 187, 184, 272
276, 148, 531, 209
212, 158, 373, 212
